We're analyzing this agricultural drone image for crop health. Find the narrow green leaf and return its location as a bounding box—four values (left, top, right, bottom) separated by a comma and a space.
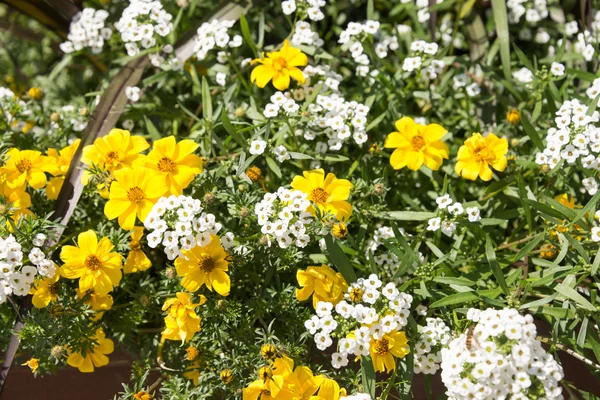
513, 44, 534, 71
554, 283, 596, 311
571, 189, 600, 227
577, 318, 589, 348
201, 76, 213, 122
375, 211, 436, 221
240, 15, 257, 57
520, 113, 544, 150
486, 235, 509, 294
324, 235, 357, 283
491, 0, 511, 78
221, 109, 245, 147
143, 116, 162, 140
360, 356, 376, 398
430, 292, 479, 308
265, 156, 282, 178
513, 232, 545, 262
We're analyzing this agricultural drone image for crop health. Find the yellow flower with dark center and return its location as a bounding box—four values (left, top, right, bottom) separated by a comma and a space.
332, 222, 348, 239
184, 361, 201, 386
369, 331, 410, 373
220, 369, 233, 384
0, 148, 49, 189
506, 109, 521, 125
124, 226, 152, 273
76, 289, 114, 320
174, 235, 231, 296
243, 356, 295, 400
384, 117, 449, 171
161, 292, 207, 343
104, 167, 168, 231
67, 328, 114, 373
261, 344, 277, 360
349, 286, 364, 302
455, 133, 508, 181
46, 139, 81, 200
186, 345, 199, 361
22, 358, 39, 373
134, 136, 203, 196
30, 272, 60, 308
291, 169, 353, 221
296, 264, 348, 308
81, 128, 149, 179
251, 40, 308, 90
60, 230, 123, 295
133, 392, 152, 400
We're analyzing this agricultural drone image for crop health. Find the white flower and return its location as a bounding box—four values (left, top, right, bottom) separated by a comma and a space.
466, 207, 481, 222
33, 233, 46, 247
316, 301, 333, 317
441, 220, 456, 236
550, 62, 565, 77
592, 227, 600, 242
249, 140, 267, 155
125, 86, 141, 102
427, 217, 441, 232
436, 194, 452, 208
315, 332, 333, 350
447, 202, 464, 215
282, 0, 296, 15
304, 316, 321, 334
331, 352, 348, 369
216, 72, 227, 87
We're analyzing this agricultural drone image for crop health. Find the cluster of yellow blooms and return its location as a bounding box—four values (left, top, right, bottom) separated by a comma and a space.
161, 292, 207, 343
384, 117, 509, 181
243, 355, 345, 400
296, 264, 348, 308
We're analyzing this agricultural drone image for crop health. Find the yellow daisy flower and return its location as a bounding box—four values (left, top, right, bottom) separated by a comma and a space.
296, 264, 348, 308
76, 289, 114, 320
250, 40, 308, 90
104, 167, 168, 231
22, 358, 39, 373
175, 235, 231, 296
124, 226, 152, 273
60, 230, 123, 296
290, 169, 353, 221
243, 356, 295, 400
369, 331, 410, 373
161, 292, 207, 343
30, 272, 60, 308
46, 139, 80, 200
81, 128, 149, 178
455, 133, 508, 181
66, 328, 114, 373
384, 117, 449, 171
0, 175, 33, 224
285, 365, 323, 399
0, 148, 49, 189
134, 136, 203, 196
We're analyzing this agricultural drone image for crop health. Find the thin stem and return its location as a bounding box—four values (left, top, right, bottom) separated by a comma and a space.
537, 335, 600, 370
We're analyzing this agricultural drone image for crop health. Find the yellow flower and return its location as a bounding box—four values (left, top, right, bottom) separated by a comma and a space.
22, 358, 39, 373
76, 289, 114, 320
285, 365, 323, 399
66, 328, 114, 373
384, 117, 449, 171
161, 292, 207, 343
261, 344, 277, 360
296, 264, 348, 308
133, 392, 152, 400
251, 40, 308, 90
46, 139, 81, 200
243, 356, 295, 400
220, 369, 233, 384
0, 148, 49, 189
506, 109, 521, 125
455, 133, 508, 181
369, 331, 410, 373
554, 193, 579, 210
184, 361, 201, 386
134, 136, 203, 196
0, 176, 33, 224
291, 169, 353, 221
186, 345, 199, 360
30, 272, 60, 308
331, 222, 348, 239
124, 226, 152, 273
246, 166, 262, 182
174, 235, 231, 296
81, 128, 149, 179
311, 377, 342, 400
104, 167, 168, 231
60, 230, 123, 295
28, 87, 43, 100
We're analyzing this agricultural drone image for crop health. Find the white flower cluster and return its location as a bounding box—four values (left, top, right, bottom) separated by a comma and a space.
302, 65, 342, 92
402, 40, 442, 77
126, 86, 141, 103
338, 21, 380, 77
60, 8, 111, 54
0, 234, 54, 304
453, 74, 481, 97
441, 308, 564, 400
291, 21, 323, 47
255, 189, 315, 248
427, 194, 481, 237
414, 317, 451, 374
53, 105, 88, 132
374, 33, 399, 59
507, 0, 549, 24
512, 67, 535, 84
193, 19, 242, 61
247, 136, 290, 162
534, 99, 600, 192
144, 195, 234, 260
115, 0, 174, 57
304, 274, 413, 369
281, 0, 326, 21
365, 226, 423, 278
263, 91, 301, 118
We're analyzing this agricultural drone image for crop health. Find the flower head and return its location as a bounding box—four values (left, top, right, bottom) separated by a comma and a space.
46, 139, 81, 200
175, 235, 231, 296
369, 330, 410, 373
104, 167, 168, 230
296, 264, 348, 308
76, 288, 114, 320
134, 136, 203, 196
66, 328, 114, 373
384, 117, 449, 171
124, 226, 151, 273
161, 292, 207, 343
30, 272, 60, 308
0, 148, 49, 189
291, 169, 353, 221
60, 230, 123, 295
455, 133, 508, 181
22, 358, 39, 373
251, 40, 308, 90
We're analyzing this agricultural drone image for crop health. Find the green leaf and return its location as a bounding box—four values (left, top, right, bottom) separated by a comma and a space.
240, 15, 257, 57
433, 277, 477, 287
571, 189, 600, 227
513, 232, 545, 262
143, 116, 162, 140
513, 44, 534, 71
324, 235, 357, 283
491, 0, 511, 78
520, 113, 544, 150
577, 317, 589, 348
486, 235, 509, 294
201, 76, 213, 122
430, 292, 479, 308
375, 211, 436, 221
221, 109, 245, 147
265, 156, 282, 178
554, 283, 596, 311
